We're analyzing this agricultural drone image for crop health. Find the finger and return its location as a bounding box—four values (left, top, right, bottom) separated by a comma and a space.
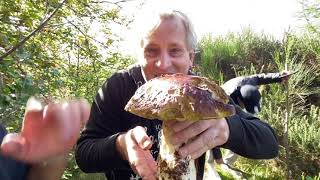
141, 173, 157, 180
169, 121, 194, 132
127, 148, 155, 177
1, 133, 27, 160
171, 120, 211, 145
23, 97, 44, 126
135, 152, 157, 179
132, 126, 152, 150
79, 99, 90, 125
178, 128, 217, 159
63, 101, 82, 139
144, 150, 157, 172
125, 134, 156, 180
43, 102, 61, 123
26, 97, 43, 112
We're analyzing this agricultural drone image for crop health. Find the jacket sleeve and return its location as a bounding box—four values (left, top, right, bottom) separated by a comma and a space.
75, 73, 131, 173
222, 101, 279, 159
243, 72, 283, 86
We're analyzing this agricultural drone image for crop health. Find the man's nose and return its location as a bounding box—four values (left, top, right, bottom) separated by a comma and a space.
155, 53, 172, 70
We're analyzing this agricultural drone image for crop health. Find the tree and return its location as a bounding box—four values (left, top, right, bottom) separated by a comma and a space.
0, 0, 135, 129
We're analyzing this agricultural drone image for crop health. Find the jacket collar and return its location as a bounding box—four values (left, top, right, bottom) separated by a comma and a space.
128, 64, 145, 88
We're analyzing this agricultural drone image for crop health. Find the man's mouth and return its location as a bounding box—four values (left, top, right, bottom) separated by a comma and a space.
155, 73, 174, 78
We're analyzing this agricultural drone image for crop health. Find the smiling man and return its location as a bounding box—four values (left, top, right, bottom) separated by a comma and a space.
75, 9, 278, 180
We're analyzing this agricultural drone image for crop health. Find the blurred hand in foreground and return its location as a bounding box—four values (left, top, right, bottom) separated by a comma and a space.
0, 97, 90, 163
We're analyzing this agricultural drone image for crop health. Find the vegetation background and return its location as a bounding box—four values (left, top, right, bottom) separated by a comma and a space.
0, 0, 319, 179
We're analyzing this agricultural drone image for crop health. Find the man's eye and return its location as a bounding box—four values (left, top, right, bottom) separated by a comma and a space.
170, 48, 182, 56
145, 48, 158, 57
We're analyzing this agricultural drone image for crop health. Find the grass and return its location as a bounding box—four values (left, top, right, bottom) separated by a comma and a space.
197, 29, 320, 179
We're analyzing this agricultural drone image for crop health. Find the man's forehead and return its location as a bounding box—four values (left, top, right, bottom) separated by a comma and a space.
145, 41, 185, 48
146, 17, 184, 35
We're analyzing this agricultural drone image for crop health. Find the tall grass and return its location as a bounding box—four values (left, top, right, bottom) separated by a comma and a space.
197, 28, 281, 82
197, 28, 320, 179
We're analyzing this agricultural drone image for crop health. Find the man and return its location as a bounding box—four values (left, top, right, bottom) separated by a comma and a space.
75, 9, 278, 180
210, 72, 292, 177
0, 97, 90, 180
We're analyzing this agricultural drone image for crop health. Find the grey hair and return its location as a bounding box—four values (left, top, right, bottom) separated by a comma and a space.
137, 9, 197, 51
158, 10, 197, 51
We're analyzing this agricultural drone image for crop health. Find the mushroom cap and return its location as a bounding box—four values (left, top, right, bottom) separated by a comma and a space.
125, 74, 236, 121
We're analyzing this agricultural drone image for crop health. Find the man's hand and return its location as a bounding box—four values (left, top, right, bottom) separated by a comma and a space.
280, 70, 297, 83
167, 118, 230, 159
116, 126, 157, 180
0, 97, 90, 163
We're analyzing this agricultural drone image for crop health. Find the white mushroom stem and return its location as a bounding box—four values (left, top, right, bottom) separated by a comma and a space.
157, 122, 197, 180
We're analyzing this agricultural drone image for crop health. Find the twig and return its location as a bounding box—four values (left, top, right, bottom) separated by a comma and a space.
0, 0, 67, 61
284, 64, 291, 180
91, 0, 135, 5
66, 19, 111, 50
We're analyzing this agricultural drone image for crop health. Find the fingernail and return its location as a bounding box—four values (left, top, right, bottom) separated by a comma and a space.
26, 97, 43, 111
142, 139, 151, 149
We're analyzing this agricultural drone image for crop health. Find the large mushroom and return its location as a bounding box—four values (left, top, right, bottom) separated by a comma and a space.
125, 74, 236, 180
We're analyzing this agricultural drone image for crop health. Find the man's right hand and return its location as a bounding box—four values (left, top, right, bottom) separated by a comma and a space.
0, 97, 90, 163
280, 70, 297, 83
116, 126, 157, 180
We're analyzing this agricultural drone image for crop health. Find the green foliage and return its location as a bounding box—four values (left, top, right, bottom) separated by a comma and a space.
2, 0, 320, 179
62, 152, 105, 180
0, 0, 136, 179
197, 28, 281, 82
0, 0, 134, 126
198, 29, 320, 178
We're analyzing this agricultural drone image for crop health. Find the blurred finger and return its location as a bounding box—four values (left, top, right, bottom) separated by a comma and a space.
43, 102, 60, 123
63, 101, 82, 138
26, 97, 43, 112
23, 97, 44, 124
79, 99, 90, 125
1, 133, 26, 159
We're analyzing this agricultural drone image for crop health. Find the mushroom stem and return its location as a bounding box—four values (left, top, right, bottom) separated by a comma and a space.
157, 122, 197, 180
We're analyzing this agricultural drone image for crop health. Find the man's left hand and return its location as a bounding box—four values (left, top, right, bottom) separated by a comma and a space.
166, 118, 229, 159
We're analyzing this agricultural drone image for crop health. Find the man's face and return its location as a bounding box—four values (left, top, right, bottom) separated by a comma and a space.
141, 18, 194, 80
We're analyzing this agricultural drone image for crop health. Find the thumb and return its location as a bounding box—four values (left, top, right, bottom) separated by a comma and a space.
1, 133, 27, 160
132, 126, 153, 150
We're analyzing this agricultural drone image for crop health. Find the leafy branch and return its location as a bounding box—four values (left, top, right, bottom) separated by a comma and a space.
91, 0, 136, 6
66, 19, 111, 50
0, 0, 67, 61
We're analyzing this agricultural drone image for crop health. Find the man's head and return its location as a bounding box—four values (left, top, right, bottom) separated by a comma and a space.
238, 85, 261, 114
138, 10, 197, 80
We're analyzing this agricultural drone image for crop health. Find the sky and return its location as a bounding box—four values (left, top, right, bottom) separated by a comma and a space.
109, 0, 305, 55
162, 0, 303, 39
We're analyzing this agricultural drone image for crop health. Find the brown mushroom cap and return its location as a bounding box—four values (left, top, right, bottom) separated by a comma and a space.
125, 74, 236, 121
